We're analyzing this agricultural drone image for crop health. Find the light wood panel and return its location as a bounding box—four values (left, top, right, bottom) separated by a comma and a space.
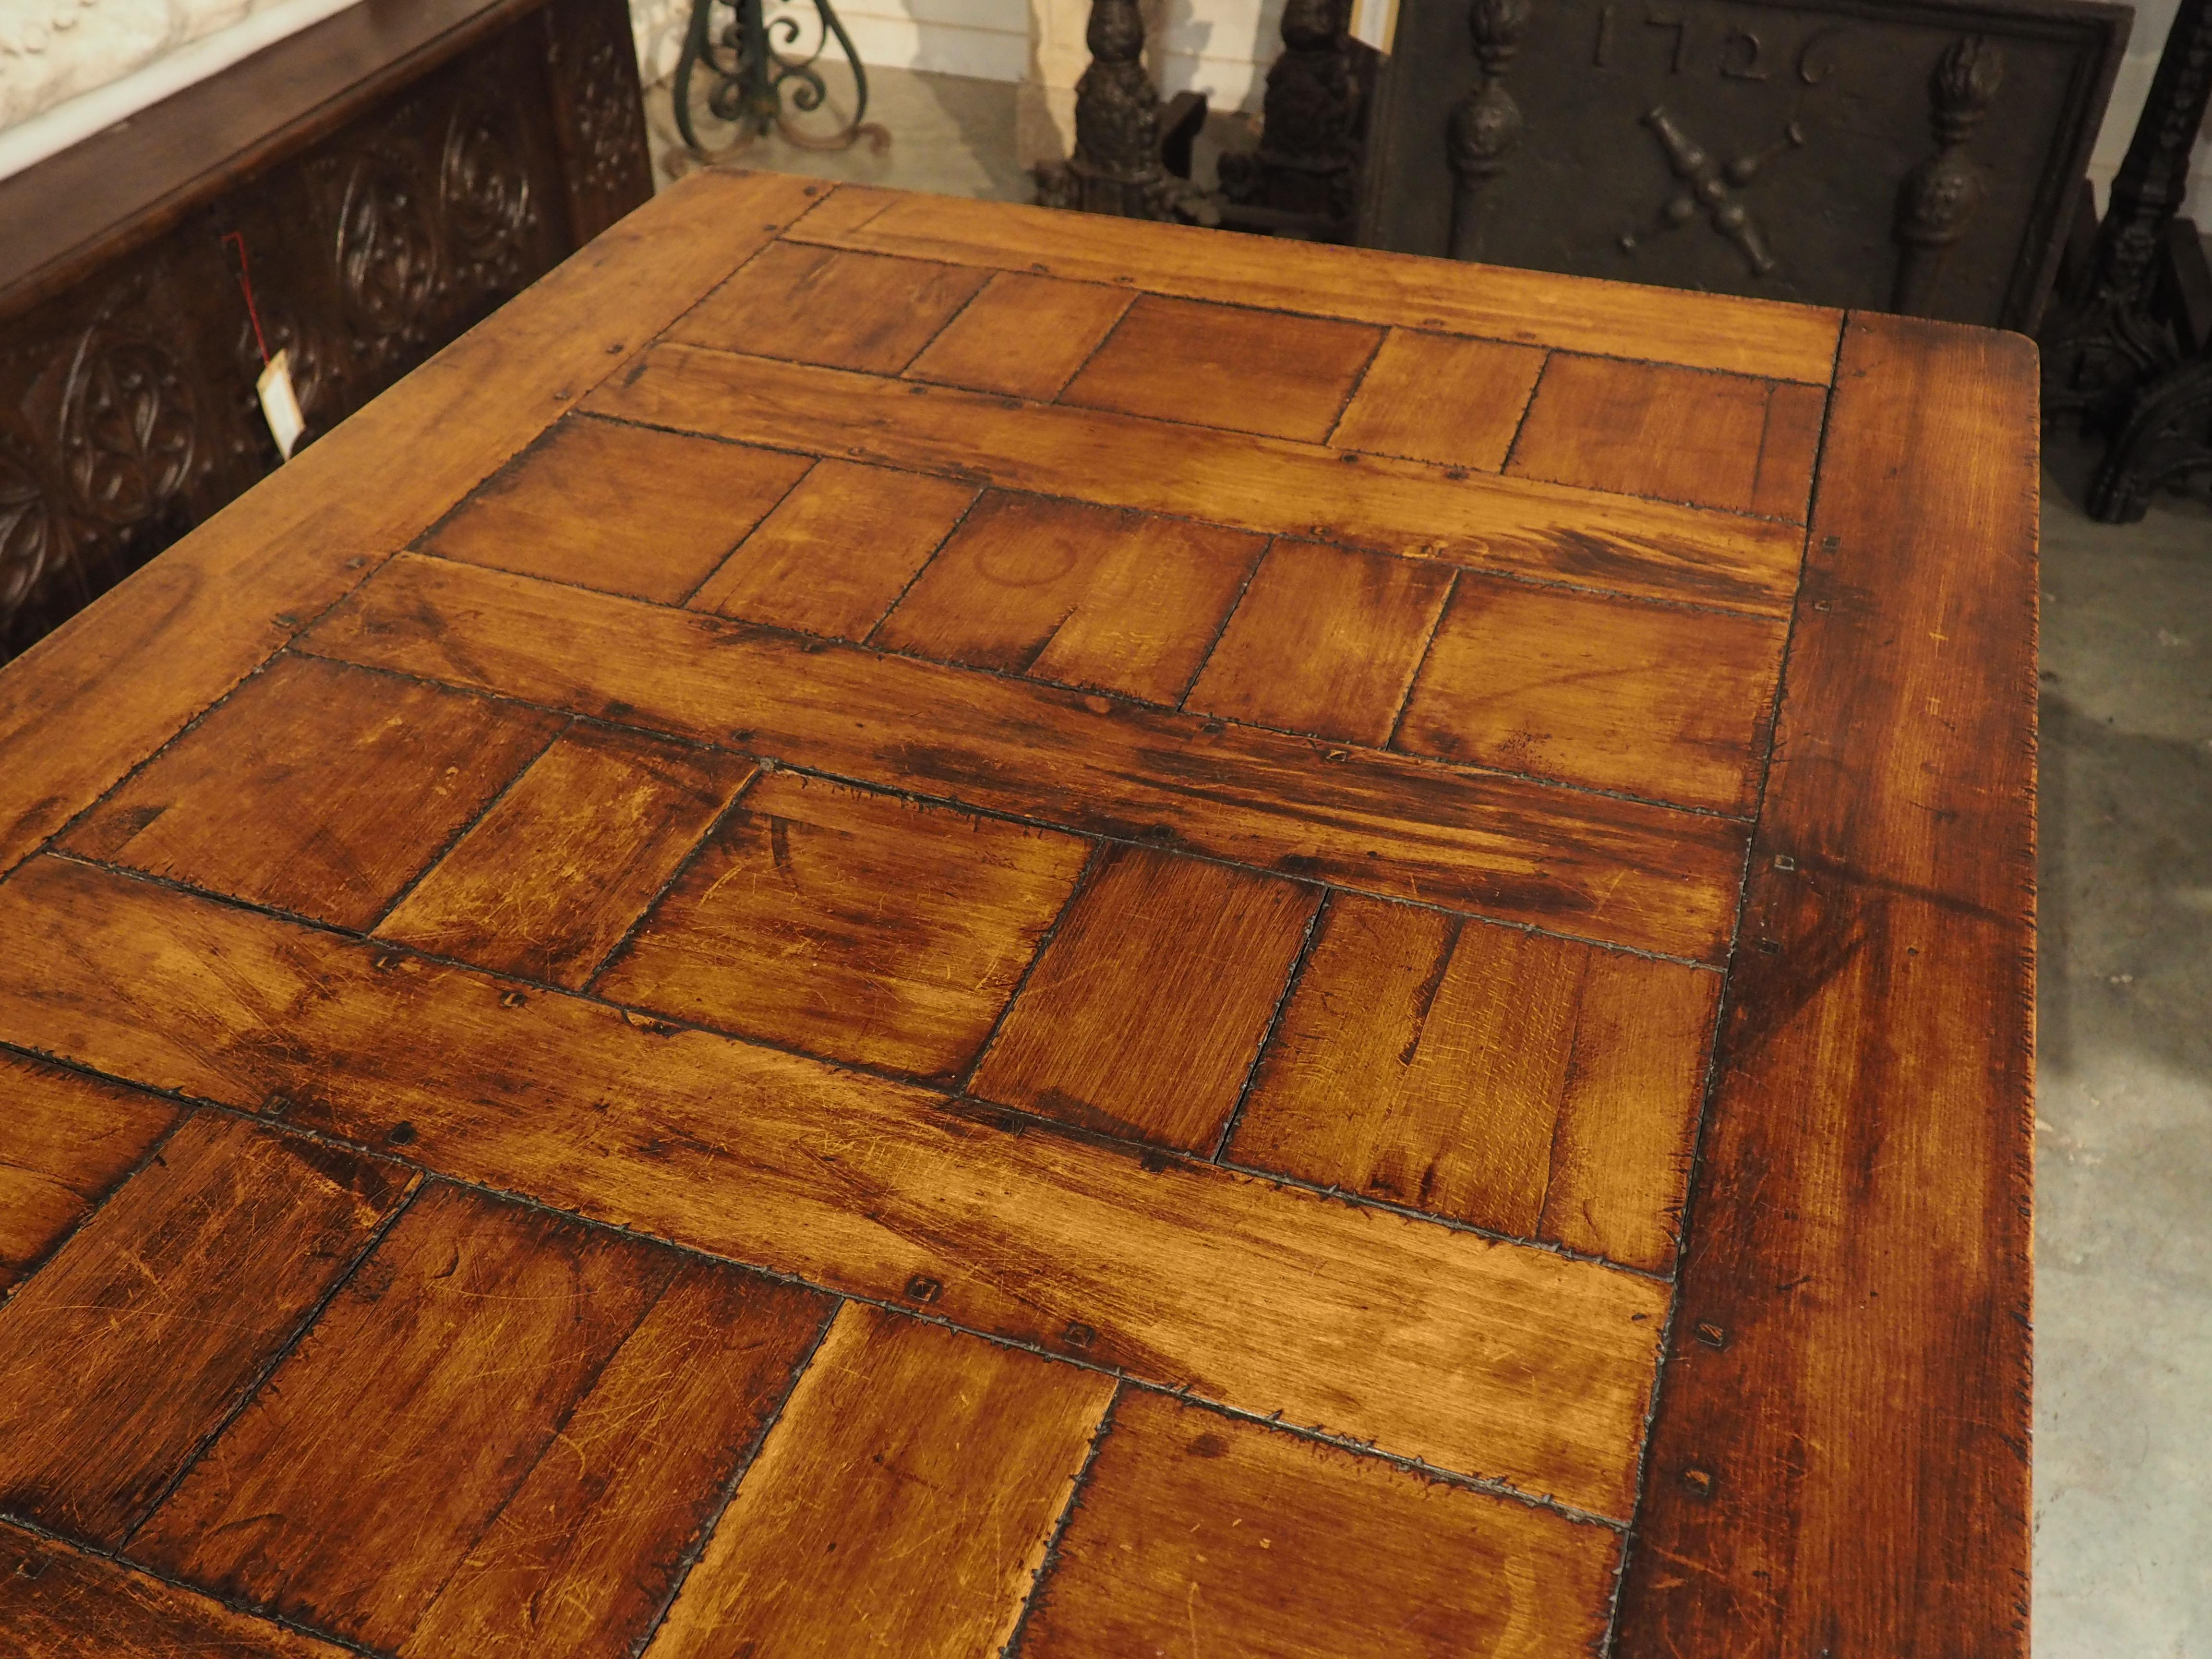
669, 241, 990, 373
303, 554, 1750, 962
973, 846, 1321, 1152
906, 270, 1132, 399
66, 651, 564, 929
647, 1304, 1114, 1659
377, 724, 757, 987
0, 1113, 413, 1544
782, 185, 1844, 383
1330, 328, 1548, 472
587, 346, 1807, 617
0, 1051, 177, 1294
872, 491, 1266, 702
1019, 1391, 1622, 1659
0, 854, 1671, 1517
594, 770, 1090, 1078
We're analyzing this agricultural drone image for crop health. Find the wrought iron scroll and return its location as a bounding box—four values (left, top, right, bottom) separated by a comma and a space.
1892, 36, 2004, 314
1446, 0, 1530, 261
671, 0, 887, 154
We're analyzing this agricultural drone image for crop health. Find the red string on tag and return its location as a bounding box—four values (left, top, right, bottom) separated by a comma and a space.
221, 231, 270, 367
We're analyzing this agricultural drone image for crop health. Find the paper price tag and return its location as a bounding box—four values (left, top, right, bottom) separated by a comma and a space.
257, 349, 306, 460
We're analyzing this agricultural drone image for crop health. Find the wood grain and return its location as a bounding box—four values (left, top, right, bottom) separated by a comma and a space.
1330, 328, 1548, 471
304, 554, 1749, 962
588, 346, 1807, 617
0, 1523, 353, 1659
0, 1112, 412, 1544
1060, 294, 1381, 442
669, 241, 990, 373
1231, 895, 1717, 1272
65, 651, 565, 929
1185, 539, 1455, 744
134, 1182, 831, 1655
0, 854, 1671, 1516
1616, 315, 2038, 1657
1019, 1390, 1622, 1659
377, 724, 757, 987
0, 167, 824, 877
1509, 355, 1827, 522
782, 185, 1844, 383
973, 846, 1321, 1152
647, 1304, 1114, 1659
0, 1050, 177, 1293
906, 270, 1132, 399
871, 491, 1266, 702
1395, 576, 1790, 815
595, 770, 1090, 1078
420, 416, 811, 603
687, 460, 979, 638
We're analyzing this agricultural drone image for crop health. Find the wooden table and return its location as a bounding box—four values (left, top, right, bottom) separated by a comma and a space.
0, 172, 2037, 1658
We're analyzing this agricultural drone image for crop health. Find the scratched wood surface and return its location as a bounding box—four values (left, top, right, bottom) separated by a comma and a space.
0, 175, 2033, 1659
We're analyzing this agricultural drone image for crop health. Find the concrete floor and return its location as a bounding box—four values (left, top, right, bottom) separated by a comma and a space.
638, 67, 2212, 1648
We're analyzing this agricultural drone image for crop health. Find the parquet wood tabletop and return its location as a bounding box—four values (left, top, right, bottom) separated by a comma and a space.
0, 171, 2038, 1659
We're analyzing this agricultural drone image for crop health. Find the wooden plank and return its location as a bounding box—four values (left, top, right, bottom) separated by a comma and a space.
1230, 895, 1715, 1272
590, 345, 1806, 618
687, 461, 979, 638
0, 1523, 353, 1659
376, 725, 756, 988
595, 771, 1090, 1079
871, 492, 1266, 703
646, 1304, 1114, 1659
1394, 576, 1790, 816
1616, 315, 2038, 1656
421, 417, 813, 604
905, 271, 1133, 400
133, 1182, 830, 1654
0, 855, 1672, 1516
667, 241, 990, 373
1508, 355, 1825, 523
65, 651, 565, 931
0, 1112, 413, 1545
302, 554, 1751, 962
1329, 328, 1548, 472
0, 1051, 178, 1294
1018, 1390, 1621, 1659
781, 185, 1844, 384
1059, 294, 1382, 443
1184, 539, 1455, 745
0, 168, 826, 878
972, 846, 1322, 1152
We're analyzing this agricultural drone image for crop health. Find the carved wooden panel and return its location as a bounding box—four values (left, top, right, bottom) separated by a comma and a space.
0, 0, 649, 664
1356, 0, 2128, 329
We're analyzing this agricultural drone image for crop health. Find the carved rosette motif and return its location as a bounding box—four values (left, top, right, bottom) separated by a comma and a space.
1891, 35, 2004, 314
1446, 0, 1530, 261
336, 155, 442, 341
570, 36, 644, 199
442, 97, 538, 281
60, 331, 198, 528
0, 435, 59, 622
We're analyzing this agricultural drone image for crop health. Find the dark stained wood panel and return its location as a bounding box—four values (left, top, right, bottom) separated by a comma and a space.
0, 1051, 177, 1293
646, 1304, 1114, 1659
1509, 356, 1826, 523
1060, 294, 1382, 443
378, 725, 757, 988
1019, 1391, 1622, 1659
687, 461, 979, 638
669, 242, 990, 373
0, 1523, 354, 1659
595, 771, 1090, 1078
134, 1183, 830, 1655
304, 555, 1750, 962
1330, 329, 1549, 471
0, 855, 1671, 1516
1616, 316, 2038, 1657
1231, 895, 1716, 1272
0, 1112, 413, 1544
782, 186, 1845, 383
1395, 577, 1790, 815
588, 346, 1807, 618
1184, 539, 1455, 744
973, 847, 1322, 1152
906, 271, 1133, 400
0, 168, 825, 878
422, 418, 813, 604
65, 652, 565, 930
872, 492, 1266, 703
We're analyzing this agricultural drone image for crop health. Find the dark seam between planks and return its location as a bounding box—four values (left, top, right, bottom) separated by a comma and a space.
1205, 888, 1333, 1165
0, 1099, 195, 1321
997, 1381, 1125, 1658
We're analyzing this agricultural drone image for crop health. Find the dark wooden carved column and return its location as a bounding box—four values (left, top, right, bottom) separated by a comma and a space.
1218, 0, 1367, 239
1446, 0, 1530, 261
